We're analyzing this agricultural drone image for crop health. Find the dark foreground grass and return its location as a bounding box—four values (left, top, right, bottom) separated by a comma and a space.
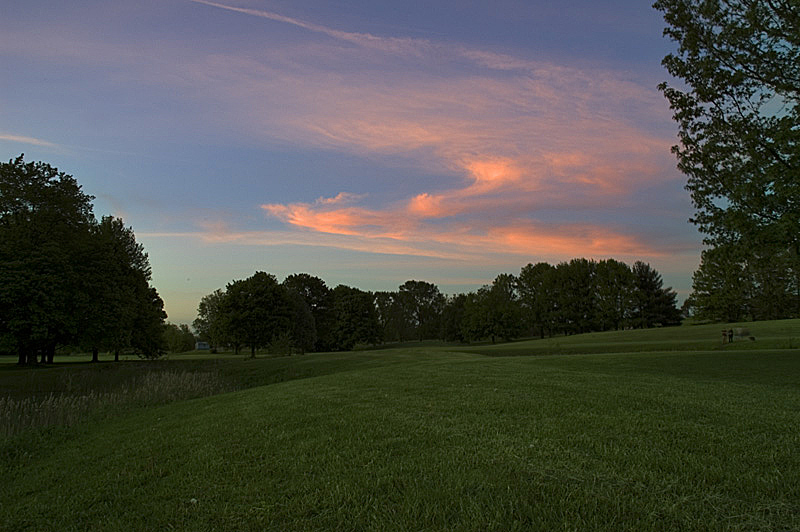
2, 347, 799, 531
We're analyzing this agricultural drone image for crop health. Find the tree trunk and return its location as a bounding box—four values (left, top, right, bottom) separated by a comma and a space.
46, 344, 55, 364
17, 348, 26, 365
91, 347, 99, 363
114, 349, 120, 362
250, 345, 256, 358
40, 349, 47, 364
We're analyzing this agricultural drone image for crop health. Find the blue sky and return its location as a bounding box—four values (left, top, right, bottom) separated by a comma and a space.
0, 1, 700, 325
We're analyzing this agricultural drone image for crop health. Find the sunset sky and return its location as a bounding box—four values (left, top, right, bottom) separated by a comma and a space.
0, 0, 701, 325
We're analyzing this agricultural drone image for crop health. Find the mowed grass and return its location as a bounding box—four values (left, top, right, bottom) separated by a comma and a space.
459, 318, 800, 357
1, 321, 799, 531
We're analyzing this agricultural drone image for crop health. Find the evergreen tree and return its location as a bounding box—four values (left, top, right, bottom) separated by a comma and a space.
631, 261, 681, 328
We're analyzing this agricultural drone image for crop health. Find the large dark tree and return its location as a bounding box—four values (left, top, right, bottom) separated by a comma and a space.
0, 156, 166, 364
0, 155, 94, 364
79, 216, 156, 362
130, 278, 168, 359
655, 1, 800, 321
655, 0, 799, 250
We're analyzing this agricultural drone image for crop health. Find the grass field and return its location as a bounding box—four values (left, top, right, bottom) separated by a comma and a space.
1, 320, 799, 531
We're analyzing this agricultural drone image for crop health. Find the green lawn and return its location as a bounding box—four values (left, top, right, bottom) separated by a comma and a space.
2, 321, 799, 531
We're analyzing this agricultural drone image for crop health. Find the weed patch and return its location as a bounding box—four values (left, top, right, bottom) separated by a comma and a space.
0, 370, 232, 438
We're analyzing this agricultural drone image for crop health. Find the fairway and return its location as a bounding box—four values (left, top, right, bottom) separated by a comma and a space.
2, 324, 799, 531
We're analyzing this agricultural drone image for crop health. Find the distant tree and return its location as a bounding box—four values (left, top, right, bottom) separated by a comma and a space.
374, 291, 411, 343
224, 271, 292, 358
546, 260, 598, 335
398, 280, 446, 341
460, 291, 486, 343
164, 323, 196, 353
517, 262, 556, 338
544, 263, 570, 336
285, 289, 316, 354
747, 247, 800, 320
329, 285, 380, 351
282, 273, 330, 313
462, 274, 523, 343
688, 242, 799, 322
485, 274, 524, 342
282, 273, 332, 351
594, 259, 635, 331
687, 244, 750, 322
193, 289, 230, 350
631, 261, 681, 328
441, 293, 468, 343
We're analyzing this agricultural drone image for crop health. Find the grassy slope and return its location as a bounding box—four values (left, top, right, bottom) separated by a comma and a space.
459, 319, 800, 356
2, 322, 800, 531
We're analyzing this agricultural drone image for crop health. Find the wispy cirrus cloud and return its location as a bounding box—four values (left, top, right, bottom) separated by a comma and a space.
191, 0, 437, 57
0, 133, 59, 148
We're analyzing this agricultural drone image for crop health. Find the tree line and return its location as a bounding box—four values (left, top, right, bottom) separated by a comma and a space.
0, 155, 167, 364
194, 258, 681, 354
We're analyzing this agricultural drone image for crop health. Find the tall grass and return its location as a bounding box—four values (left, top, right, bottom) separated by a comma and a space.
0, 370, 233, 438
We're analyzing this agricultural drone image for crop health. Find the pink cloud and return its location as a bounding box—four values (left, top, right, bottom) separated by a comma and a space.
163, 4, 689, 262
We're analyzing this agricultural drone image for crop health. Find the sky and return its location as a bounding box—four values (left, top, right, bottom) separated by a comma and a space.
0, 0, 702, 326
